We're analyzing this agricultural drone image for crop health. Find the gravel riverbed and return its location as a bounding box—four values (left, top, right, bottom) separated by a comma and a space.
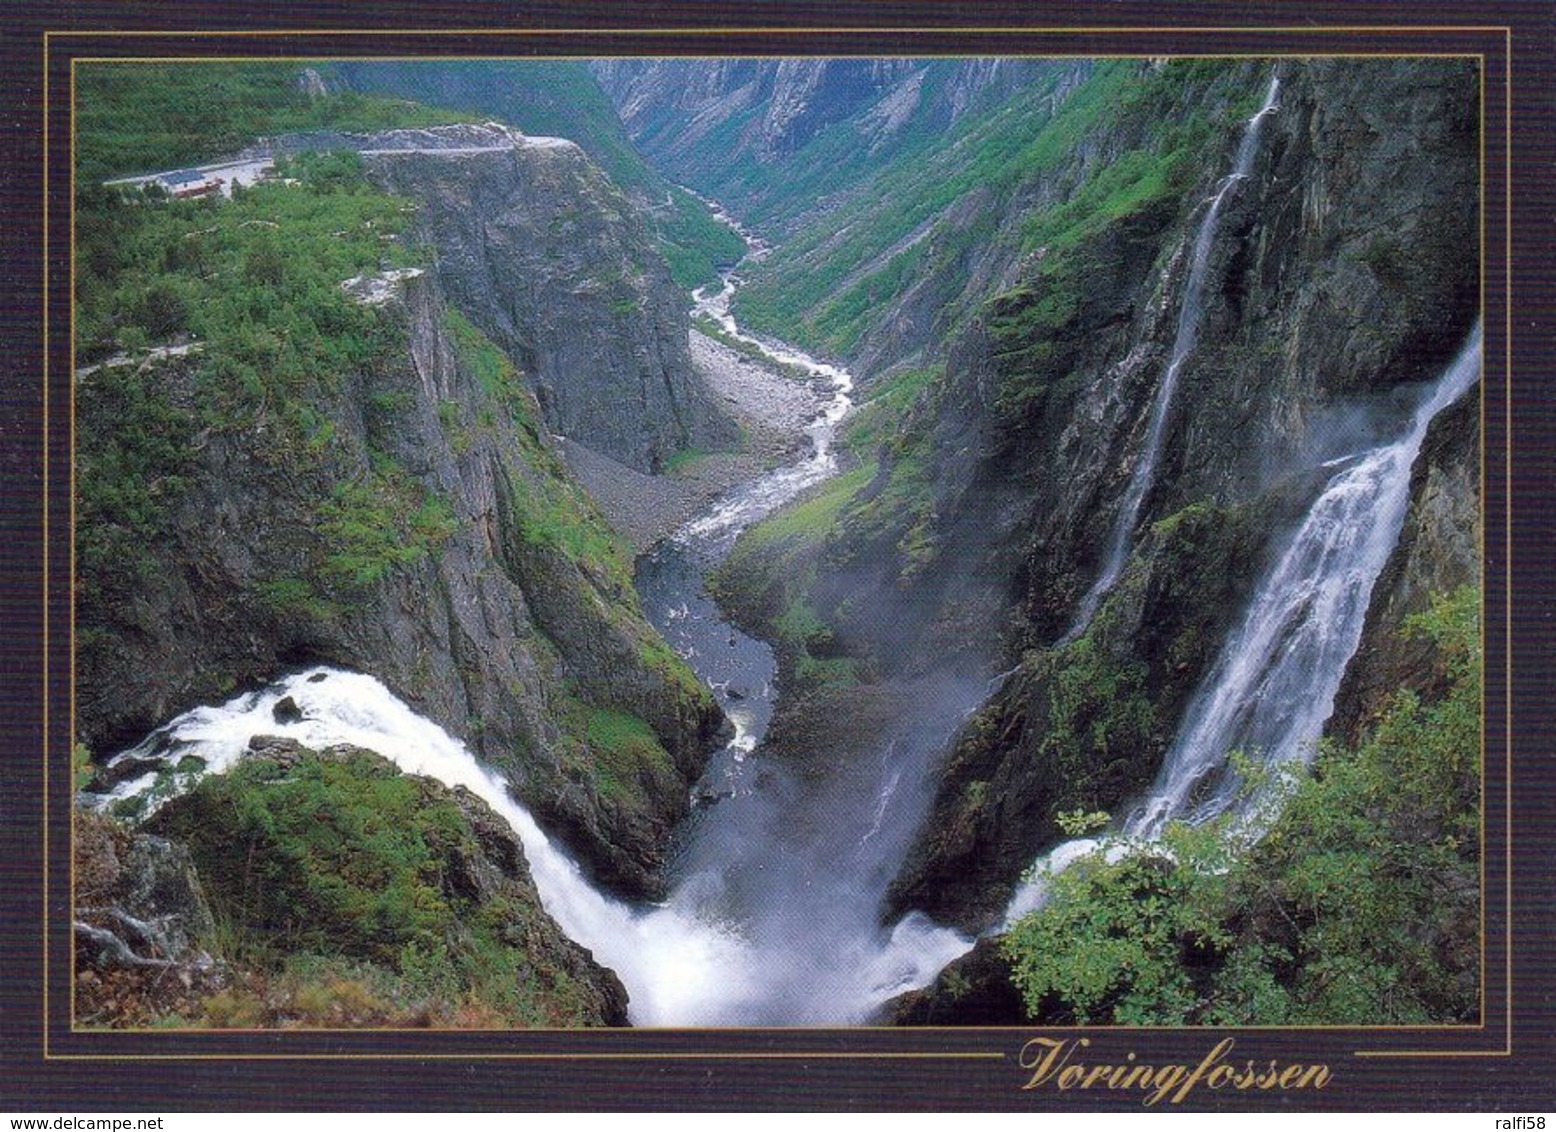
562, 329, 828, 552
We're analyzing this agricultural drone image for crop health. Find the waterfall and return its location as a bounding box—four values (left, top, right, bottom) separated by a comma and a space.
1005, 320, 1482, 923
85, 668, 771, 1025
1062, 73, 1282, 644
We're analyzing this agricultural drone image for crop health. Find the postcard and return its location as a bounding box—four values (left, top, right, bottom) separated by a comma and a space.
3, 1, 1550, 1113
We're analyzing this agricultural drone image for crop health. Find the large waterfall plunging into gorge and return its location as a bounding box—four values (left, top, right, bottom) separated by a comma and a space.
1062, 73, 1283, 644
1004, 321, 1482, 922
88, 249, 973, 1026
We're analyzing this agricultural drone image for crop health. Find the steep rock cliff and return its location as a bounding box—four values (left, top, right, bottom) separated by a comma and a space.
77, 209, 724, 901
881, 58, 1480, 931
270, 124, 738, 472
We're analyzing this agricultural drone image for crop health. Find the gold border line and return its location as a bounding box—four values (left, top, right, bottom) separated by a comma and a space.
1504, 18, 1514, 1060
46, 1051, 1007, 1061
41, 26, 1517, 37
1353, 27, 1513, 1059
48, 33, 1512, 1062
42, 26, 52, 1062
66, 53, 1491, 64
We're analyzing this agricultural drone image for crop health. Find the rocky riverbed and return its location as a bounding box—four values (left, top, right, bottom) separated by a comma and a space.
562, 329, 826, 551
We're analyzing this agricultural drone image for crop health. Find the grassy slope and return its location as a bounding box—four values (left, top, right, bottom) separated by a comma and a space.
731, 60, 1252, 361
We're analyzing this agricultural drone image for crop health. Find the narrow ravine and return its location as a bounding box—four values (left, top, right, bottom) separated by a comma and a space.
632, 245, 974, 1024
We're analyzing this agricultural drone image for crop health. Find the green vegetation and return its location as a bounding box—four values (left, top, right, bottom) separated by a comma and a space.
1035, 636, 1157, 796
733, 62, 1142, 354
75, 149, 426, 608
713, 461, 877, 693
731, 59, 1245, 366
75, 62, 475, 185
505, 464, 635, 595
74, 363, 197, 603
843, 364, 941, 454
1002, 587, 1481, 1025
318, 461, 459, 588
661, 447, 707, 475
153, 748, 611, 1027
578, 705, 677, 802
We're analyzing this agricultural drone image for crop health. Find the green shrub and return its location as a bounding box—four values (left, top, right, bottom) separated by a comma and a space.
1001, 587, 1482, 1025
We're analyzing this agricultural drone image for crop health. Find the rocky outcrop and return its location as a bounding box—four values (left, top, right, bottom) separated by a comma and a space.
879, 937, 1024, 1026
269, 124, 737, 472
77, 259, 723, 902
74, 808, 217, 970
145, 739, 629, 1027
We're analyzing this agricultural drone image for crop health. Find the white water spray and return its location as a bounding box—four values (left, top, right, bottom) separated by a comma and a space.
1063, 74, 1283, 643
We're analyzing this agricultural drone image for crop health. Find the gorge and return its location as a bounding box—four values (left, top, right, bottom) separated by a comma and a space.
72, 56, 1481, 1029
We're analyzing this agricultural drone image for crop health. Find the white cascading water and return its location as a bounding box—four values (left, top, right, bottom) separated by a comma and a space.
85, 668, 759, 1025
1005, 321, 1482, 923
1063, 73, 1283, 643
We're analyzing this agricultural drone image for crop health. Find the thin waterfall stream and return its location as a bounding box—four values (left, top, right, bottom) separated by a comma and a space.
1062, 73, 1283, 644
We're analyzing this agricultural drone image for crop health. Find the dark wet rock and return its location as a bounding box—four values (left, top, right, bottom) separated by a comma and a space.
881, 937, 1025, 1026
74, 808, 216, 970
271, 695, 303, 723
84, 755, 161, 795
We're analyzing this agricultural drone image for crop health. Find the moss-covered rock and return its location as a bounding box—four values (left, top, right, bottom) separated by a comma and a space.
146, 740, 629, 1027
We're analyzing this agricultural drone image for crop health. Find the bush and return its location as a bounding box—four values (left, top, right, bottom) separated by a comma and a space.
1002, 587, 1482, 1025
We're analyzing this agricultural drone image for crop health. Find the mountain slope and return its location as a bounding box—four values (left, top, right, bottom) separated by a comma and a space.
701, 57, 1479, 938
335, 60, 747, 287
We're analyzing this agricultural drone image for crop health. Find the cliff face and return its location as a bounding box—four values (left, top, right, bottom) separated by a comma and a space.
881, 59, 1480, 930
691, 59, 1479, 933
276, 124, 738, 472
76, 143, 728, 899
597, 58, 930, 162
